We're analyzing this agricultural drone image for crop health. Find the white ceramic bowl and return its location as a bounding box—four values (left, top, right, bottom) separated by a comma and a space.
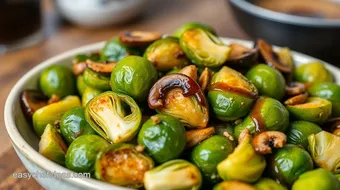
5, 38, 340, 190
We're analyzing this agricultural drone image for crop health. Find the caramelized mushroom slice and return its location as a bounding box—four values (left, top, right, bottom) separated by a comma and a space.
20, 90, 49, 120
185, 127, 215, 148
119, 31, 162, 47
323, 118, 340, 136
284, 92, 309, 105
72, 62, 87, 76
285, 82, 306, 97
252, 131, 287, 154
47, 94, 61, 105
86, 59, 116, 73
198, 67, 212, 91
226, 43, 258, 69
179, 65, 198, 81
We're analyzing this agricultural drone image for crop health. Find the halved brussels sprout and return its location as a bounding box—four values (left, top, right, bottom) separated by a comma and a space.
268, 144, 313, 186
286, 97, 332, 124
286, 121, 322, 149
148, 73, 209, 128
173, 22, 216, 38
81, 87, 103, 107
217, 130, 266, 183
76, 75, 88, 95
213, 181, 255, 190
180, 28, 231, 68
138, 114, 186, 163
20, 90, 48, 120
83, 68, 111, 91
308, 131, 340, 173
254, 178, 287, 190
225, 43, 258, 70
95, 143, 154, 187
208, 66, 258, 121
234, 96, 289, 139
39, 124, 67, 166
295, 61, 333, 86
292, 168, 340, 190
144, 159, 202, 190
33, 96, 81, 136
144, 37, 189, 71
100, 37, 141, 62
85, 91, 142, 143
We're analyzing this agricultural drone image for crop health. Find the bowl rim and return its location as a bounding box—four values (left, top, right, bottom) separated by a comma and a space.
4, 38, 340, 189
229, 0, 340, 27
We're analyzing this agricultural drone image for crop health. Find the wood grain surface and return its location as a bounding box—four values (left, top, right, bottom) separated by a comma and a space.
0, 0, 246, 189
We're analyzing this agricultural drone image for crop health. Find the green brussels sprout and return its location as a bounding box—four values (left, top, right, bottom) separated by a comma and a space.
83, 68, 111, 91
39, 65, 76, 98
246, 64, 286, 100
217, 131, 266, 183
33, 96, 81, 136
268, 144, 314, 186
73, 53, 101, 63
81, 87, 103, 107
180, 28, 231, 68
213, 181, 255, 190
336, 174, 340, 182
39, 124, 67, 166
208, 66, 258, 121
144, 37, 189, 71
173, 22, 216, 38
95, 143, 154, 187
85, 91, 142, 143
308, 131, 340, 173
286, 97, 332, 124
234, 96, 289, 139
110, 56, 158, 102
292, 168, 340, 190
144, 159, 202, 190
191, 135, 234, 183
138, 114, 186, 163
309, 82, 340, 117
65, 135, 109, 173
76, 75, 88, 95
254, 178, 287, 190
286, 121, 322, 149
100, 37, 141, 61
60, 107, 96, 145
294, 61, 333, 86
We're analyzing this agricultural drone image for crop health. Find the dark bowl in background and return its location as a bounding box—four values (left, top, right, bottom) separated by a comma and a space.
228, 0, 340, 66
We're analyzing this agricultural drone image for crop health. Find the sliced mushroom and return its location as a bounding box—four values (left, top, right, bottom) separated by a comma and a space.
179, 65, 198, 81
225, 43, 258, 69
252, 131, 287, 154
72, 62, 87, 76
198, 67, 212, 91
323, 117, 340, 136
285, 82, 306, 97
20, 90, 49, 120
86, 59, 116, 73
119, 31, 162, 47
284, 92, 309, 105
47, 94, 61, 105
185, 127, 215, 148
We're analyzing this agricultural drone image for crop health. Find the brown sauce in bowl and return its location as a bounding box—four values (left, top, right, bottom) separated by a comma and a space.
255, 0, 340, 19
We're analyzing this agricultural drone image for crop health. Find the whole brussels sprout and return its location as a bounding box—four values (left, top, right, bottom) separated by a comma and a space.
294, 61, 333, 86
144, 37, 189, 71
191, 135, 234, 183
268, 144, 314, 186
208, 66, 258, 121
173, 22, 216, 38
60, 107, 96, 145
39, 124, 68, 166
180, 28, 231, 68
85, 91, 142, 144
100, 37, 141, 61
246, 64, 286, 100
254, 178, 287, 190
76, 75, 87, 95
292, 168, 340, 190
33, 96, 81, 136
65, 135, 109, 173
39, 65, 76, 98
309, 82, 340, 117
144, 159, 202, 190
110, 56, 158, 102
83, 68, 111, 91
308, 131, 340, 173
81, 87, 103, 107
234, 96, 289, 139
286, 121, 322, 149
138, 114, 186, 163
213, 181, 255, 190
286, 97, 332, 124
95, 143, 154, 188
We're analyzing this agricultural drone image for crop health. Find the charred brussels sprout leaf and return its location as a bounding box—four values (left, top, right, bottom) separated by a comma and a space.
292, 168, 340, 190
83, 68, 111, 91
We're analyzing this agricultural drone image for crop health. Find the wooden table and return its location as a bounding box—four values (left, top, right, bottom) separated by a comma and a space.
0, 0, 247, 189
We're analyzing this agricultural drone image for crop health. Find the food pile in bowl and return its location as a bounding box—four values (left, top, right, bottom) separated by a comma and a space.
20, 22, 340, 190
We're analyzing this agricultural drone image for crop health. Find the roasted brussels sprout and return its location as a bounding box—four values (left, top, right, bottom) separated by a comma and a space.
60, 107, 96, 145
191, 135, 234, 183
286, 121, 322, 149
85, 91, 142, 143
39, 65, 76, 98
138, 114, 186, 163
309, 82, 340, 117
213, 181, 255, 190
144, 37, 189, 71
110, 56, 158, 102
173, 22, 216, 38
308, 131, 340, 173
20, 90, 48, 120
180, 28, 230, 68
277, 47, 295, 82
254, 178, 287, 190
100, 37, 141, 61
286, 97, 332, 124
39, 124, 67, 166
295, 61, 333, 86
148, 73, 209, 128
292, 168, 340, 190
83, 68, 111, 91
76, 75, 87, 95
73, 52, 101, 64
217, 129, 266, 183
33, 96, 81, 136
65, 135, 109, 173
144, 159, 202, 190
234, 96, 289, 138
186, 127, 215, 148
246, 64, 286, 100
81, 87, 103, 107
95, 143, 154, 187
208, 66, 258, 121
268, 144, 313, 186
225, 43, 258, 70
